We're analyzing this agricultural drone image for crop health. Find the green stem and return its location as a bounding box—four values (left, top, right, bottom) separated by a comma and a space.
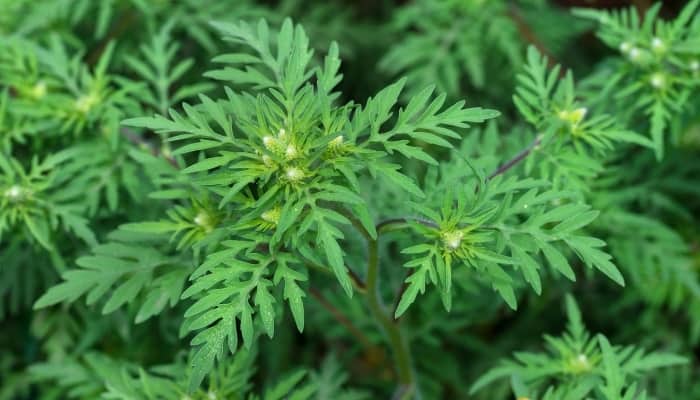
366, 236, 416, 397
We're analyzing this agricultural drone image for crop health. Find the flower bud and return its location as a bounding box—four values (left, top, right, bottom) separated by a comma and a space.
285, 167, 305, 182
619, 41, 631, 54
261, 207, 281, 225
194, 211, 215, 232
651, 37, 665, 54
330, 135, 344, 147
74, 93, 99, 113
650, 72, 666, 89
262, 135, 276, 150
442, 230, 464, 251
4, 185, 24, 201
558, 107, 587, 126
30, 81, 47, 99
285, 144, 298, 159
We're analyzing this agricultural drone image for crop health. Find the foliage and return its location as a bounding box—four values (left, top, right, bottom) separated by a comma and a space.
470, 295, 687, 399
1, 1, 699, 399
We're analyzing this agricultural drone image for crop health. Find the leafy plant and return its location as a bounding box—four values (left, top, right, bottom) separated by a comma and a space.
1, 1, 699, 399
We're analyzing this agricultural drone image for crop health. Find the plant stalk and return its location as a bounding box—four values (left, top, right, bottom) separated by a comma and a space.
366, 236, 416, 398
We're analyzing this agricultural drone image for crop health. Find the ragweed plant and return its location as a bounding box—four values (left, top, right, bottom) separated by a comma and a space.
575, 0, 700, 158
1, 1, 699, 399
471, 296, 687, 399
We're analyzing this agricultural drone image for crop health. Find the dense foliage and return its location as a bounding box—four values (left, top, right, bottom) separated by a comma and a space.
1, 1, 699, 399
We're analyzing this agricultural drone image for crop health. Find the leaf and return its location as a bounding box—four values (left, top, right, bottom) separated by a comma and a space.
550, 210, 599, 235
122, 221, 180, 233
318, 223, 352, 297
539, 240, 576, 281
34, 240, 169, 311
566, 236, 625, 286
24, 214, 53, 250
371, 162, 424, 198
274, 259, 307, 332
511, 245, 542, 295
395, 262, 430, 318
255, 280, 276, 338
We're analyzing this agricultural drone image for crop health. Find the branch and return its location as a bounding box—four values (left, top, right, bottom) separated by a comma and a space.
377, 217, 439, 232
507, 3, 563, 73
487, 134, 543, 180
391, 134, 544, 318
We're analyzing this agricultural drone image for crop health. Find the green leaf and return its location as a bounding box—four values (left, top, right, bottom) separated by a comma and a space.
371, 162, 424, 198
566, 236, 625, 286
539, 240, 576, 281
395, 262, 430, 318
511, 245, 542, 295
318, 223, 352, 297
255, 280, 276, 338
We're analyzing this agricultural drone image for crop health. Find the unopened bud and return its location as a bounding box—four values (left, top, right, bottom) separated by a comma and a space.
619, 41, 631, 53
650, 72, 666, 89
651, 37, 665, 53
285, 167, 305, 182
4, 185, 23, 200
285, 144, 298, 159
442, 230, 464, 251
262, 135, 276, 149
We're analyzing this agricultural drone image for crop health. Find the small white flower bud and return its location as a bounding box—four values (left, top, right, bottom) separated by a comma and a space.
262, 135, 276, 149
650, 72, 666, 89
330, 135, 344, 147
690, 60, 699, 71
651, 37, 665, 52
285, 167, 304, 182
628, 47, 641, 61
4, 185, 22, 199
619, 41, 631, 53
194, 211, 214, 232
285, 144, 298, 159
442, 230, 464, 251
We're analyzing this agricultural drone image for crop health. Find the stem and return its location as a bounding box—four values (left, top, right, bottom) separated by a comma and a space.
487, 134, 543, 180
377, 217, 439, 232
366, 236, 416, 397
344, 132, 544, 393
507, 3, 563, 73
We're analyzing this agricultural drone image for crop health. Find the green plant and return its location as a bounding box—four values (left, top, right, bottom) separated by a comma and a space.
1, 1, 699, 399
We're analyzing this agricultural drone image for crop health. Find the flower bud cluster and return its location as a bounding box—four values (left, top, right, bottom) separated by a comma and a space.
260, 127, 308, 184
557, 107, 587, 136
262, 128, 300, 162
